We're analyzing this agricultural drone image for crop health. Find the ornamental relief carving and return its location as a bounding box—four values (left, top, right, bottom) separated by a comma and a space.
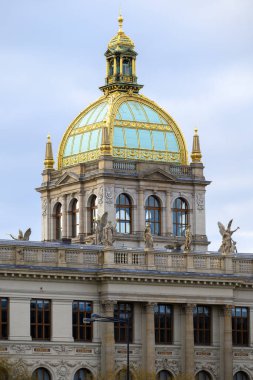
105, 187, 114, 204
42, 199, 47, 216
195, 362, 218, 378
155, 358, 180, 376
98, 186, 104, 205
196, 192, 205, 210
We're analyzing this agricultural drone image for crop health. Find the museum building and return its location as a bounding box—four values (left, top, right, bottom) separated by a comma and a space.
0, 15, 253, 380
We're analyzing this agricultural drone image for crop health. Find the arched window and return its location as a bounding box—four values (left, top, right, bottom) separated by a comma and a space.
0, 368, 8, 380
233, 372, 250, 380
74, 368, 93, 380
195, 371, 212, 380
32, 368, 51, 380
109, 59, 114, 76
145, 196, 161, 235
116, 194, 131, 234
116, 369, 133, 380
172, 197, 189, 237
156, 370, 173, 380
70, 199, 79, 238
89, 195, 98, 234
55, 203, 62, 240
123, 58, 131, 75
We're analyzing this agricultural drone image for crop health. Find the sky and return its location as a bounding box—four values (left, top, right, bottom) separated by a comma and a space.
0, 0, 253, 252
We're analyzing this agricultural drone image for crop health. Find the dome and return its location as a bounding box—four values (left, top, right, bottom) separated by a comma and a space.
108, 14, 135, 51
58, 93, 188, 169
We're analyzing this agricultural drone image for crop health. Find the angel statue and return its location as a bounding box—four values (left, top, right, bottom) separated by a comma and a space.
103, 221, 116, 246
144, 223, 154, 249
94, 212, 108, 245
184, 225, 192, 252
9, 228, 31, 241
218, 219, 239, 254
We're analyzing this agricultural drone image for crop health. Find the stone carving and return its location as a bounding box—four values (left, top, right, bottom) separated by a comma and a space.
144, 224, 154, 249
12, 358, 29, 378
155, 358, 180, 376
95, 212, 108, 244
184, 225, 192, 252
105, 187, 113, 204
98, 186, 104, 205
103, 221, 116, 246
10, 344, 32, 353
9, 228, 31, 241
16, 248, 24, 261
52, 345, 74, 354
195, 362, 217, 378
196, 193, 205, 210
218, 219, 239, 254
42, 199, 47, 216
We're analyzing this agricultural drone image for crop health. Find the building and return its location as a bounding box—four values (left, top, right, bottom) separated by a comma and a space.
0, 14, 253, 380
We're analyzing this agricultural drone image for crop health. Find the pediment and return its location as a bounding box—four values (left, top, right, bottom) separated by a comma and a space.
141, 169, 176, 182
55, 172, 79, 186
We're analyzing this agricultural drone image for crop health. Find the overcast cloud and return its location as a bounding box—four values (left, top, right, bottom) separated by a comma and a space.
0, 0, 253, 252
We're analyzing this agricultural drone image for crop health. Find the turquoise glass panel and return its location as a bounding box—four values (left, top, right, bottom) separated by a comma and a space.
74, 109, 94, 129
74, 102, 108, 129
139, 130, 152, 149
166, 132, 179, 152
142, 104, 166, 124
125, 128, 139, 148
97, 128, 102, 146
72, 134, 82, 154
113, 127, 125, 147
116, 103, 133, 121
152, 131, 166, 151
89, 129, 99, 150
129, 101, 147, 122
96, 103, 108, 122
64, 136, 74, 156
88, 102, 107, 124
81, 132, 90, 152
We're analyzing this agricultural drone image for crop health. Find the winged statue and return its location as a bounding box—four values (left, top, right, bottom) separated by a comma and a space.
9, 228, 31, 241
218, 219, 239, 254
95, 212, 108, 245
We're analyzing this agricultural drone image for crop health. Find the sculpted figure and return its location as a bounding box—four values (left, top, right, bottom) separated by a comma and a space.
94, 212, 108, 244
103, 221, 116, 246
9, 228, 31, 241
184, 225, 192, 252
144, 224, 154, 249
218, 219, 239, 254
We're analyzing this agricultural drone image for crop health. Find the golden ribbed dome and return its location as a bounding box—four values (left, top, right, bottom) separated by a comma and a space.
108, 14, 135, 50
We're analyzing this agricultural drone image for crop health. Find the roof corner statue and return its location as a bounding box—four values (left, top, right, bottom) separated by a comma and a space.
9, 228, 31, 241
218, 219, 239, 254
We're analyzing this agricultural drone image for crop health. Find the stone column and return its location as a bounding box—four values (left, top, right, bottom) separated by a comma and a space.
51, 299, 74, 341
223, 305, 233, 379
138, 189, 145, 236
132, 58, 136, 76
145, 302, 156, 379
184, 303, 195, 379
92, 301, 101, 343
113, 57, 117, 75
78, 190, 85, 242
62, 195, 67, 238
249, 306, 253, 346
101, 300, 116, 380
120, 56, 123, 75
9, 297, 31, 340
166, 191, 172, 235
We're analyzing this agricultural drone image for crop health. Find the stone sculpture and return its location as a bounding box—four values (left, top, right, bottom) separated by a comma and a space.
9, 228, 31, 241
94, 212, 108, 244
144, 223, 154, 249
218, 219, 239, 254
103, 221, 116, 246
184, 225, 192, 252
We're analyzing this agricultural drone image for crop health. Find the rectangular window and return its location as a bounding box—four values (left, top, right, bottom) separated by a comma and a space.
30, 299, 51, 340
232, 307, 249, 346
0, 298, 8, 339
155, 304, 173, 344
194, 305, 211, 345
73, 301, 93, 342
114, 303, 133, 343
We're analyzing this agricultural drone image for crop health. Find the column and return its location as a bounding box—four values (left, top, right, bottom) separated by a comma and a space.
166, 191, 172, 235
145, 303, 156, 379
101, 300, 116, 380
138, 189, 145, 236
134, 303, 142, 344
184, 303, 195, 379
120, 56, 123, 75
92, 301, 101, 343
106, 59, 109, 77
51, 299, 74, 341
62, 195, 67, 238
223, 305, 233, 379
132, 58, 136, 76
9, 297, 31, 340
113, 57, 117, 75
78, 190, 85, 242
249, 307, 253, 346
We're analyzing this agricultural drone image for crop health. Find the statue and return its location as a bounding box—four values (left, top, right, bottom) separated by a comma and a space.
218, 219, 239, 254
94, 212, 108, 244
9, 228, 31, 241
184, 225, 192, 252
103, 221, 116, 246
144, 224, 154, 249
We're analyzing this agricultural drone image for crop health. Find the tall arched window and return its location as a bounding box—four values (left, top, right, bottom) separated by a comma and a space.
145, 195, 161, 235
233, 372, 250, 380
172, 197, 189, 237
32, 368, 51, 380
123, 58, 131, 75
116, 194, 131, 234
74, 368, 93, 380
195, 371, 212, 380
70, 199, 79, 238
55, 203, 62, 240
156, 370, 173, 380
89, 195, 98, 234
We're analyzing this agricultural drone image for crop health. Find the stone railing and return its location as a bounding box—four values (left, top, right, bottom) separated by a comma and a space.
113, 161, 136, 171
168, 164, 193, 177
0, 241, 252, 276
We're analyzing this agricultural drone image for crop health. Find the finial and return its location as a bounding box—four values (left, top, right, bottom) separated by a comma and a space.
191, 128, 202, 163
44, 134, 55, 170
118, 12, 123, 32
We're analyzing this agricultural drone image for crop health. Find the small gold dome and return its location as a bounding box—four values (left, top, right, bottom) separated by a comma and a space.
108, 14, 135, 50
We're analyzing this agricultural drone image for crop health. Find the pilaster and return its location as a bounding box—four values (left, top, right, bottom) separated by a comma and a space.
78, 190, 85, 242
183, 303, 195, 379
51, 299, 74, 342
145, 302, 156, 379
223, 305, 233, 380
62, 195, 67, 238
138, 189, 145, 235
101, 300, 116, 380
9, 297, 31, 341
166, 191, 172, 234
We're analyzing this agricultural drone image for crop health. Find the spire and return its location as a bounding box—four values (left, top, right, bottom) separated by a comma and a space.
118, 12, 123, 33
44, 135, 55, 170
191, 129, 202, 163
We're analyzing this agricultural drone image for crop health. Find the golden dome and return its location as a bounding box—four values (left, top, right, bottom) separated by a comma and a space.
58, 92, 188, 169
108, 14, 135, 50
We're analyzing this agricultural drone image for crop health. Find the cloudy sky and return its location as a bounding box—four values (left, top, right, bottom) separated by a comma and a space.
0, 0, 253, 252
